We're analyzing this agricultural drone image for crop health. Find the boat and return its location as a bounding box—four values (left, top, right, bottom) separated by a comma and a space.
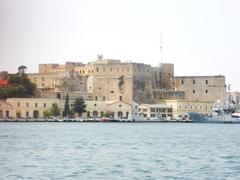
189, 101, 240, 123
133, 115, 167, 122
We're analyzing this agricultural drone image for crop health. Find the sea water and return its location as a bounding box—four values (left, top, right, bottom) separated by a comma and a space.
0, 123, 240, 179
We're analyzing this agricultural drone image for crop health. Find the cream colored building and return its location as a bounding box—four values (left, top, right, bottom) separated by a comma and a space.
157, 100, 214, 118
4, 98, 63, 119
0, 101, 12, 118
0, 98, 135, 120
83, 100, 132, 119
139, 104, 173, 118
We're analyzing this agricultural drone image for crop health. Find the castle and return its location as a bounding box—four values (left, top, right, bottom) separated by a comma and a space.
0, 57, 226, 119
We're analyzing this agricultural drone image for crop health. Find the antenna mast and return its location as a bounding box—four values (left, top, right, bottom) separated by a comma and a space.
160, 33, 163, 65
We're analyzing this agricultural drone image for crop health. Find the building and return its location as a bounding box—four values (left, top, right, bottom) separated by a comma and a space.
5, 98, 63, 119
0, 80, 9, 88
24, 58, 227, 118
0, 98, 136, 120
228, 91, 240, 110
157, 100, 214, 118
139, 104, 173, 118
173, 76, 226, 103
0, 101, 12, 118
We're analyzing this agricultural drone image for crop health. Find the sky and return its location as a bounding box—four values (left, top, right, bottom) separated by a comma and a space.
0, 0, 240, 90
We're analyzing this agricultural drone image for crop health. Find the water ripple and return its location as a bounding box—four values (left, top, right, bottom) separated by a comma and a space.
0, 123, 240, 179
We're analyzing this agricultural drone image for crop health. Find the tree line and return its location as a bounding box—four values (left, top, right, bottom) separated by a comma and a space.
0, 66, 36, 99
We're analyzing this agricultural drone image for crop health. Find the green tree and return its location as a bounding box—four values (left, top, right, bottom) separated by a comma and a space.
50, 103, 61, 116
63, 93, 70, 117
43, 110, 51, 118
73, 97, 86, 117
0, 66, 36, 99
18, 65, 27, 76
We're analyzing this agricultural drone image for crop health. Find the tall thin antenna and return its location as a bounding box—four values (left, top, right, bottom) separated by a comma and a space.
160, 33, 163, 65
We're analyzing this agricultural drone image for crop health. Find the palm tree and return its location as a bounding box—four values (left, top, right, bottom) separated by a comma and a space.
18, 65, 27, 77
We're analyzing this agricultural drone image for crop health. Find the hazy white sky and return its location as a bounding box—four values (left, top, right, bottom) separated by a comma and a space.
1, 0, 240, 90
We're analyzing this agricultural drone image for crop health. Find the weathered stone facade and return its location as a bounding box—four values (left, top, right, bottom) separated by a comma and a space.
26, 59, 227, 118
173, 76, 226, 103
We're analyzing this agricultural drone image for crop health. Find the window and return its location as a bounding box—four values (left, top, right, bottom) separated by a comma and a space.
17, 102, 20, 107
119, 96, 122, 101
110, 91, 114, 93
181, 80, 184, 85
119, 104, 122, 107
96, 68, 99, 72
193, 90, 196, 94
206, 89, 208, 94
6, 111, 9, 117
179, 105, 182, 109
95, 96, 98, 100
42, 77, 45, 81
206, 80, 208, 84
110, 68, 112, 72
103, 96, 105, 101
26, 111, 29, 117
99, 87, 101, 90
35, 103, 38, 107
26, 103, 29, 107
193, 80, 195, 84
94, 104, 97, 106
44, 103, 46, 108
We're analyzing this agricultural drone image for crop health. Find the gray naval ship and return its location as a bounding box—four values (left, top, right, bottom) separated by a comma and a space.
189, 102, 240, 123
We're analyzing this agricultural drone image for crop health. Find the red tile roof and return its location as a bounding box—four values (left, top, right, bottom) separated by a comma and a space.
0, 80, 8, 85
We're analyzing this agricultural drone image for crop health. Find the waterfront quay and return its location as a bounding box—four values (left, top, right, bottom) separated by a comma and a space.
0, 117, 192, 123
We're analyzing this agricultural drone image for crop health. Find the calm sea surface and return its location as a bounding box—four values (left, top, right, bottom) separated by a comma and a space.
0, 123, 240, 180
